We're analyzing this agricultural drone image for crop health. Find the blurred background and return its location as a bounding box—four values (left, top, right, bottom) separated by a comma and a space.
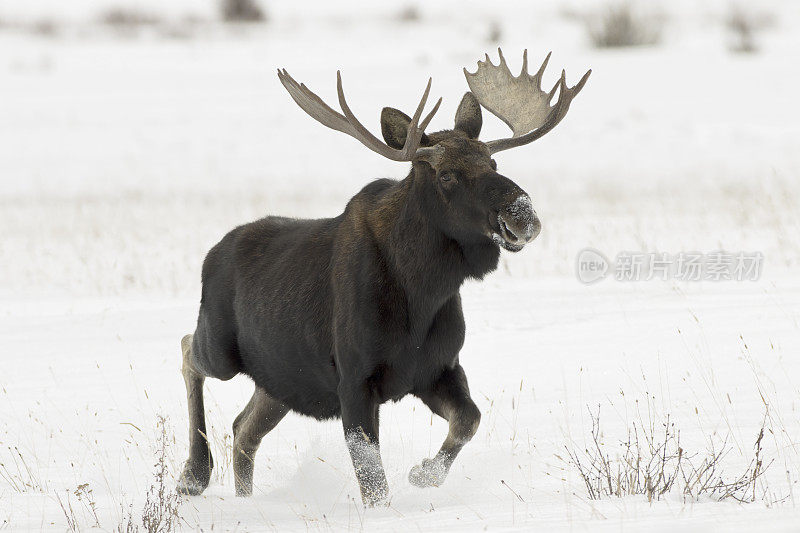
1, 0, 798, 297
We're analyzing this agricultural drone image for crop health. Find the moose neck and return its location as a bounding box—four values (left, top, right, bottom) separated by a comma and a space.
380, 164, 500, 308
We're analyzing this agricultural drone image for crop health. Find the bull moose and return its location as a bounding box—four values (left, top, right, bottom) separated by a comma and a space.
177, 49, 590, 505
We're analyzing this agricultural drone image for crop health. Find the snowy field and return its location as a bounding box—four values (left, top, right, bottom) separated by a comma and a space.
1, 0, 800, 530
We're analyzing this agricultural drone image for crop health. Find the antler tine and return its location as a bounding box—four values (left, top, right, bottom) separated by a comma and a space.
572, 68, 592, 94
520, 49, 528, 76
278, 69, 356, 136
335, 71, 402, 160
418, 97, 442, 133
401, 96, 442, 159
497, 48, 512, 76
547, 69, 566, 101
403, 78, 433, 146
400, 78, 443, 159
279, 68, 440, 162
531, 52, 552, 89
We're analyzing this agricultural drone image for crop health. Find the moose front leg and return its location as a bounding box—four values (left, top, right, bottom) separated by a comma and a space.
339, 386, 388, 506
410, 365, 481, 488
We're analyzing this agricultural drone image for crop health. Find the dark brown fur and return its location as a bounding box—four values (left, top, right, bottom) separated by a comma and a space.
177, 94, 540, 504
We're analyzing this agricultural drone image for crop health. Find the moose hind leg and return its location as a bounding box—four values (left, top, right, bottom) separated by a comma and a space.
409, 365, 481, 488
232, 387, 289, 497
177, 334, 214, 496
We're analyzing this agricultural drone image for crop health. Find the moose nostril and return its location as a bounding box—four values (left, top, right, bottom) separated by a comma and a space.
499, 217, 519, 241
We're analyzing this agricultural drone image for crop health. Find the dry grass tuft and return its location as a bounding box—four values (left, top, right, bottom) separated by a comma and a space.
56, 483, 102, 531
0, 446, 45, 493
140, 417, 182, 533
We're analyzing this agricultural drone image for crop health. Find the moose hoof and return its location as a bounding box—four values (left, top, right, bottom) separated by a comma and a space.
362, 490, 389, 508
234, 479, 253, 498
356, 478, 389, 507
408, 458, 448, 488
177, 460, 212, 496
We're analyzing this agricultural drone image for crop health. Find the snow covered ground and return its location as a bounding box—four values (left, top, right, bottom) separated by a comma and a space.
1, 1, 800, 530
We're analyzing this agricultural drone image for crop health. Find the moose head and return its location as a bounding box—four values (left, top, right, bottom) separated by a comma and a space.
278, 49, 590, 253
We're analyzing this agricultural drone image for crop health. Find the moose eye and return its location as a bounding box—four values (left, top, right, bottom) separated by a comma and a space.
439, 172, 457, 184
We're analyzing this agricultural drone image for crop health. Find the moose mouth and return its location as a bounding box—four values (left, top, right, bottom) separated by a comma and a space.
492, 234, 524, 252
490, 217, 525, 252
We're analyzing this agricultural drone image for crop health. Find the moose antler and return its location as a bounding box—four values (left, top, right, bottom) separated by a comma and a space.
464, 49, 591, 154
278, 69, 442, 162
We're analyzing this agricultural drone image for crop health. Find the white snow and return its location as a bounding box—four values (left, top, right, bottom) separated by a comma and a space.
1, 1, 800, 530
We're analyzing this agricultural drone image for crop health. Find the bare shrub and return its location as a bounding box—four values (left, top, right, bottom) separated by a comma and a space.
157, 16, 208, 41
116, 504, 139, 533
98, 8, 160, 27
487, 21, 503, 44
561, 405, 771, 502
725, 5, 774, 53
585, 2, 663, 48
396, 5, 421, 23
118, 416, 183, 532
220, 0, 267, 23
30, 19, 59, 37
562, 407, 682, 500
140, 416, 182, 533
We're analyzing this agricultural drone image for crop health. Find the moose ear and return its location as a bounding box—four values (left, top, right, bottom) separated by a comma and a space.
454, 92, 482, 139
381, 107, 411, 149
381, 107, 430, 149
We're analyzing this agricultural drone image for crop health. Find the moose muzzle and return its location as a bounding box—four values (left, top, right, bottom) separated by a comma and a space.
497, 194, 541, 251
